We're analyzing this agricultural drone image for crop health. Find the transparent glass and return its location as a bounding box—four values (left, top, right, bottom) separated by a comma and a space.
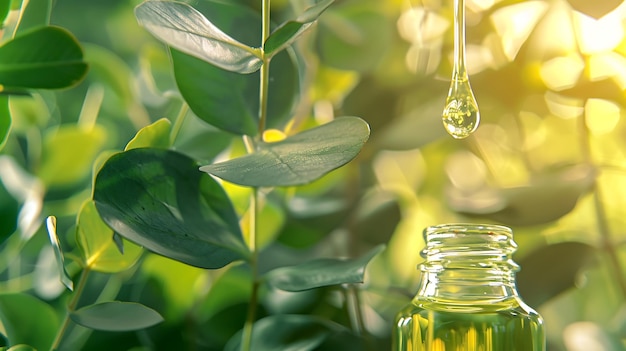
393, 224, 545, 351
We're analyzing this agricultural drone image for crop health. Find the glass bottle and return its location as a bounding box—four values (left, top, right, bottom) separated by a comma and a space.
393, 223, 545, 351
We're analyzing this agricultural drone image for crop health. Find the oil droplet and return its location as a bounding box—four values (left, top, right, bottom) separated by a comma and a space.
442, 78, 480, 139
442, 0, 480, 139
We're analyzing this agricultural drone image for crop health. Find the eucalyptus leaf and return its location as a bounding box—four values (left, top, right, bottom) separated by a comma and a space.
0, 26, 87, 90
93, 148, 249, 269
125, 117, 172, 150
265, 244, 384, 291
76, 200, 143, 273
0, 293, 60, 351
0, 96, 9, 150
224, 315, 349, 351
200, 117, 370, 187
14, 0, 50, 33
135, 0, 262, 74
70, 301, 164, 331
45, 216, 74, 290
264, 0, 334, 58
38, 124, 107, 188
517, 242, 595, 307
0, 178, 18, 244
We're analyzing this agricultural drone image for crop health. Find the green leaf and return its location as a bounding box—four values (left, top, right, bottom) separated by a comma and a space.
265, 244, 384, 291
0, 96, 10, 150
45, 216, 74, 290
224, 315, 349, 351
0, 293, 60, 351
264, 0, 334, 58
170, 0, 299, 136
3, 345, 38, 351
135, 1, 261, 74
76, 200, 143, 273
125, 118, 172, 150
517, 242, 595, 307
93, 148, 249, 269
200, 117, 370, 187
0, 177, 18, 244
14, 0, 50, 34
0, 0, 10, 27
0, 26, 88, 90
70, 301, 163, 331
37, 124, 107, 188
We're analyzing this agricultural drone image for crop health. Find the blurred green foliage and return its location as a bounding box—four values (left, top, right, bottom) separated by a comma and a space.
0, 0, 625, 350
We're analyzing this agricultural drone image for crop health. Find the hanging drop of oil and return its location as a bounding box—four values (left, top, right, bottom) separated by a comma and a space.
442, 0, 480, 139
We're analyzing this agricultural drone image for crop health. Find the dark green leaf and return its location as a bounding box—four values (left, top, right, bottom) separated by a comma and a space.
0, 293, 59, 351
566, 0, 622, 19
3, 345, 38, 351
0, 26, 88, 90
0, 177, 18, 244
200, 117, 370, 187
135, 1, 262, 74
264, 0, 334, 58
0, 96, 9, 150
224, 315, 351, 351
265, 245, 384, 291
70, 301, 163, 331
171, 46, 298, 136
125, 118, 171, 150
93, 148, 249, 269
517, 242, 595, 307
45, 216, 74, 290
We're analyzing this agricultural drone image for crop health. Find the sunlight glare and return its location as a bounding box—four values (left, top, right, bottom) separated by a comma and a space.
490, 1, 549, 61
574, 11, 624, 54
539, 55, 584, 91
588, 52, 626, 89
585, 99, 620, 135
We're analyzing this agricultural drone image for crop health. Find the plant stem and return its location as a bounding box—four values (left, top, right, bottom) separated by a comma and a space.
169, 102, 189, 145
241, 1, 271, 350
51, 268, 90, 351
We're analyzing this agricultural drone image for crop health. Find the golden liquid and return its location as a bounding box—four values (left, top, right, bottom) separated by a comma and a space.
393, 301, 545, 351
442, 0, 480, 139
442, 78, 480, 139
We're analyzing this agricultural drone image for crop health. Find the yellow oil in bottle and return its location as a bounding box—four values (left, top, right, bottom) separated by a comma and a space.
442, 0, 480, 139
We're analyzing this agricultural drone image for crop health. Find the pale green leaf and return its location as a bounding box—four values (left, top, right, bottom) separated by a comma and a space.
0, 293, 59, 351
70, 301, 163, 331
125, 118, 172, 150
45, 216, 74, 290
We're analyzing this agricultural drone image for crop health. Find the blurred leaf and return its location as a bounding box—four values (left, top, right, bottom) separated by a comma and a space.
200, 117, 370, 187
0, 26, 88, 90
76, 200, 143, 273
517, 242, 595, 307
45, 216, 74, 290
14, 0, 50, 33
449, 165, 596, 226
224, 314, 352, 351
7, 94, 49, 132
0, 293, 59, 351
170, 0, 299, 136
171, 115, 233, 163
563, 321, 624, 351
83, 43, 137, 108
566, 0, 622, 19
197, 266, 253, 320
241, 199, 285, 249
38, 124, 107, 188
0, 96, 9, 150
93, 148, 249, 269
355, 190, 401, 246
0, 178, 18, 244
0, 0, 10, 26
171, 47, 298, 136
70, 301, 163, 331
265, 244, 384, 291
2, 345, 38, 351
135, 1, 262, 74
125, 118, 171, 150
264, 0, 334, 58
316, 5, 393, 72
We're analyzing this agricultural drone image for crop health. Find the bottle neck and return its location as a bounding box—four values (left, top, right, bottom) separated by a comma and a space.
416, 224, 521, 305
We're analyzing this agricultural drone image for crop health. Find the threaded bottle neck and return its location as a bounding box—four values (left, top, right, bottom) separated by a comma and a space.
417, 224, 521, 306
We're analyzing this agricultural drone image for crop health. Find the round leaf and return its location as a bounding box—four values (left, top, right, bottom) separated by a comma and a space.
200, 117, 370, 187
70, 301, 163, 331
0, 293, 60, 351
76, 200, 143, 273
265, 245, 384, 291
93, 148, 249, 269
125, 118, 171, 150
135, 1, 262, 74
0, 26, 87, 90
